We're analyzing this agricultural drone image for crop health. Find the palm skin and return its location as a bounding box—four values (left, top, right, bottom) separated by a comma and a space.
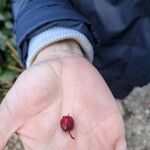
0, 56, 126, 150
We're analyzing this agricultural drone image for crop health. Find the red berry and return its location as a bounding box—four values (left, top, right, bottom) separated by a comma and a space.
60, 115, 75, 139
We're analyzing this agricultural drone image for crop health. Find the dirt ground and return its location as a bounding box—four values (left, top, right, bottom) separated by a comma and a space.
4, 84, 150, 150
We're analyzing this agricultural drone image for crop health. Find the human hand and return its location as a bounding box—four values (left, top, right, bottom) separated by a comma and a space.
0, 41, 126, 150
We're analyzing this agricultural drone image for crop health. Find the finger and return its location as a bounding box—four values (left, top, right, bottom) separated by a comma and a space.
115, 137, 127, 150
0, 97, 18, 150
0, 83, 22, 150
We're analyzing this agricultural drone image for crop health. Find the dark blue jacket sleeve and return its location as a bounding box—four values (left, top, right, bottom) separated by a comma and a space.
12, 0, 94, 67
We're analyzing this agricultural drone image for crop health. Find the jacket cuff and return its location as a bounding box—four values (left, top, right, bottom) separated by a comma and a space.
26, 27, 93, 67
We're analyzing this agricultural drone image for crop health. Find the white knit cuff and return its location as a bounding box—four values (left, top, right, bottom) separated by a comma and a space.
26, 27, 93, 68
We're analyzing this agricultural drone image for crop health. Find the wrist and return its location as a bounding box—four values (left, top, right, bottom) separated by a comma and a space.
32, 40, 84, 65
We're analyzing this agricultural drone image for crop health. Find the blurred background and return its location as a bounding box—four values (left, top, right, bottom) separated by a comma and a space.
0, 0, 23, 102
0, 0, 150, 149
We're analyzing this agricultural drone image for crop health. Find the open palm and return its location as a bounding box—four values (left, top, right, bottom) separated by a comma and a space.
0, 56, 126, 150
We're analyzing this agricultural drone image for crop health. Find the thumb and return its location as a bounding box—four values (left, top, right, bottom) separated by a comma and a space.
0, 91, 21, 149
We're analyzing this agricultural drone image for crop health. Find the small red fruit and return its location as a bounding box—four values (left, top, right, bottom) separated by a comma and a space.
60, 114, 75, 139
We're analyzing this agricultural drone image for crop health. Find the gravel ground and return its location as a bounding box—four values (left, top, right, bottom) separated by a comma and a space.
122, 84, 150, 150
4, 84, 150, 150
